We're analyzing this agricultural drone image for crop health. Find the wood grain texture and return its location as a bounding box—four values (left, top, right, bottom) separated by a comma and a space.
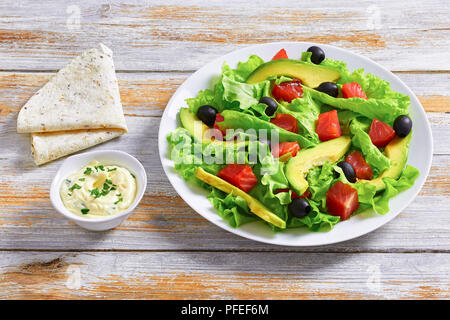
0, 0, 449, 71
0, 251, 448, 299
0, 114, 448, 252
0, 71, 449, 118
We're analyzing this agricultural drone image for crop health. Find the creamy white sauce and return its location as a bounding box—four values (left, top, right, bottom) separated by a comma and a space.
60, 161, 137, 218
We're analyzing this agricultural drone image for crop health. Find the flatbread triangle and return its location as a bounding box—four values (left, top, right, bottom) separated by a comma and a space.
17, 43, 127, 133
31, 129, 124, 165
16, 43, 128, 165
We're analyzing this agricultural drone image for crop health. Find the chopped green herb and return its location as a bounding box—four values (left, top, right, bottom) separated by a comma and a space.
99, 183, 113, 197
116, 193, 122, 197
69, 184, 82, 192
68, 193, 72, 197
89, 182, 116, 199
78, 178, 85, 182
95, 165, 105, 171
114, 198, 123, 205
89, 188, 100, 198
81, 208, 90, 215
83, 167, 92, 175
105, 179, 113, 185
131, 173, 136, 179
65, 179, 71, 184
107, 168, 117, 172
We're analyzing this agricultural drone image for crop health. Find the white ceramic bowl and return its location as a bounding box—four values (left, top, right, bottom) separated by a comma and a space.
158, 42, 433, 246
50, 150, 147, 231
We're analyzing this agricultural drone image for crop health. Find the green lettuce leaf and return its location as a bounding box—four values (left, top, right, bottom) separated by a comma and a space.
287, 199, 341, 232
218, 110, 316, 148
371, 165, 420, 214
335, 164, 419, 215
167, 128, 224, 183
260, 162, 291, 205
216, 55, 268, 111
244, 102, 272, 122
277, 90, 321, 144
349, 117, 390, 175
276, 161, 340, 231
186, 55, 265, 114
301, 51, 410, 125
302, 51, 410, 105
251, 161, 340, 232
207, 188, 258, 228
267, 75, 293, 85
301, 51, 349, 81
223, 55, 265, 83
221, 75, 270, 110
305, 86, 407, 126
307, 161, 336, 210
186, 89, 216, 115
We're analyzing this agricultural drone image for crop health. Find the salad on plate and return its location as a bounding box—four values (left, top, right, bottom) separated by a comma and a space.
166, 46, 419, 232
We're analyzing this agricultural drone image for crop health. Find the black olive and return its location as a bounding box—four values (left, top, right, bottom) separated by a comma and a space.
306, 46, 325, 64
260, 96, 278, 116
316, 82, 339, 98
336, 161, 356, 183
197, 105, 217, 127
393, 115, 412, 138
288, 198, 311, 218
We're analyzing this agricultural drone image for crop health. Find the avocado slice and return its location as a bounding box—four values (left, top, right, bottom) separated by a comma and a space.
246, 59, 341, 88
180, 108, 214, 144
179, 108, 239, 147
359, 134, 411, 191
195, 167, 286, 229
286, 136, 352, 195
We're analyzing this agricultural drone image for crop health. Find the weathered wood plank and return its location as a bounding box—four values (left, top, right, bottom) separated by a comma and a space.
0, 71, 449, 119
0, 251, 448, 299
0, 176, 447, 251
0, 0, 449, 71
0, 67, 448, 252
0, 72, 186, 118
0, 114, 448, 251
1, 72, 448, 157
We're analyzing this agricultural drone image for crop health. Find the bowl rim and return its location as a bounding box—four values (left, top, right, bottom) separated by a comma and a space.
158, 41, 433, 246
50, 149, 147, 224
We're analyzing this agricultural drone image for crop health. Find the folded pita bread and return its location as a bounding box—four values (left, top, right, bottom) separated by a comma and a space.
17, 44, 128, 165
17, 44, 127, 133
31, 129, 124, 165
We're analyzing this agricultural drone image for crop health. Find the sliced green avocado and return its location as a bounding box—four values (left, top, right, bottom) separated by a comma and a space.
195, 167, 286, 229
360, 134, 411, 191
286, 136, 352, 195
246, 59, 341, 88
180, 108, 213, 144
179, 108, 233, 146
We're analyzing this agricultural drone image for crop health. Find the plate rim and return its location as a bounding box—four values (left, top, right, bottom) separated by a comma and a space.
158, 41, 433, 247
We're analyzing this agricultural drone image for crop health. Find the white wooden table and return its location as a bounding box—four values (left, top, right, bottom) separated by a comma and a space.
0, 0, 449, 299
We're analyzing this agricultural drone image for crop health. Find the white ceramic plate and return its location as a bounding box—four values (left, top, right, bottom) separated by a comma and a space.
158, 42, 433, 246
